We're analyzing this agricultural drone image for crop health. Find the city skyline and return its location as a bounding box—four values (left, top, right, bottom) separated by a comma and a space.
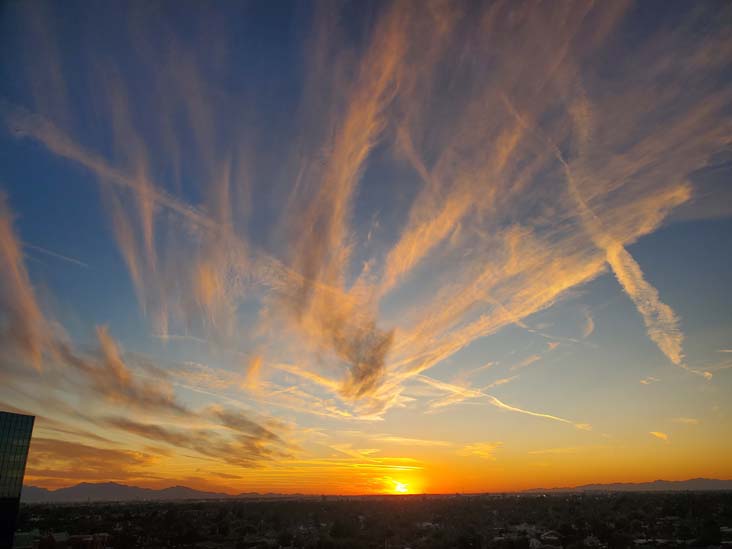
0, 411, 35, 548
1, 1, 731, 496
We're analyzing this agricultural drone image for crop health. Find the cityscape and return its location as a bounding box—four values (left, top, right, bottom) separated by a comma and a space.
2, 411, 732, 547
12, 492, 732, 548
1, 0, 731, 547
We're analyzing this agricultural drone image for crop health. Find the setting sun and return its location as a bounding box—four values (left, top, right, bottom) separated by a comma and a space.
1, 0, 731, 508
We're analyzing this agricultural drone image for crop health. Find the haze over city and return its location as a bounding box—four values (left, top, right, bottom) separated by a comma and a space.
1, 0, 731, 499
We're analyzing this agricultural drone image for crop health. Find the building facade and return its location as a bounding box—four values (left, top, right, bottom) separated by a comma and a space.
0, 411, 35, 549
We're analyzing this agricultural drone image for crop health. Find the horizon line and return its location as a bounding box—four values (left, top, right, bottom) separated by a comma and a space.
24, 477, 732, 499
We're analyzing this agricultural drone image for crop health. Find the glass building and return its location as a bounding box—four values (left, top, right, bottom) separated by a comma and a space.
0, 411, 34, 549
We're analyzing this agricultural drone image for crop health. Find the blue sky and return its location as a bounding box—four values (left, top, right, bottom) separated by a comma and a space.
1, 0, 731, 494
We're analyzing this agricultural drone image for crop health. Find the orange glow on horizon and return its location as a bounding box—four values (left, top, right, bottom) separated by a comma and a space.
3, 0, 732, 501
379, 475, 424, 495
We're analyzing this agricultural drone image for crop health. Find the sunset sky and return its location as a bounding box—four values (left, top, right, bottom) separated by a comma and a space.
1, 1, 731, 495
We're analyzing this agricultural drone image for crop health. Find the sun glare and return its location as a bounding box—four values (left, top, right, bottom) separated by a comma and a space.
393, 481, 409, 494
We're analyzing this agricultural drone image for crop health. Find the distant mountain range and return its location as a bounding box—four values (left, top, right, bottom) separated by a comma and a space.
21, 482, 298, 503
524, 478, 732, 493
21, 478, 732, 503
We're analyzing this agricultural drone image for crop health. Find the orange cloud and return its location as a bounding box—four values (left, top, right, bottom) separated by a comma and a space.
0, 193, 51, 370
25, 437, 162, 489
640, 376, 659, 385
672, 417, 699, 425
2, 0, 731, 494
458, 442, 503, 461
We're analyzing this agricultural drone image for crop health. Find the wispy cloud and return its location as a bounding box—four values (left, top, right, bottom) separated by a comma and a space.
26, 437, 162, 489
417, 374, 588, 429
607, 246, 688, 369
106, 412, 292, 468
5, 0, 727, 407
2, 0, 730, 490
0, 194, 293, 470
151, 333, 207, 344
458, 442, 503, 461
528, 447, 581, 456
511, 354, 542, 371
487, 395, 591, 431
672, 417, 699, 425
23, 242, 89, 268
0, 193, 52, 371
649, 431, 669, 441
581, 308, 595, 339
527, 445, 612, 456
640, 376, 659, 385
461, 361, 496, 379
369, 435, 452, 448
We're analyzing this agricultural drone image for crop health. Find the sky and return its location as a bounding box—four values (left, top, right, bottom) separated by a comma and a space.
1, 0, 731, 496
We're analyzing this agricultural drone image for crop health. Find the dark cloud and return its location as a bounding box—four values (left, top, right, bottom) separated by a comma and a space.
212, 408, 283, 443
336, 322, 394, 399
56, 329, 186, 415
106, 410, 292, 468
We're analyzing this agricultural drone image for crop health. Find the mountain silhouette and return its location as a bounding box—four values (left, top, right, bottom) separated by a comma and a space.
524, 478, 732, 493
21, 482, 275, 503
21, 478, 732, 502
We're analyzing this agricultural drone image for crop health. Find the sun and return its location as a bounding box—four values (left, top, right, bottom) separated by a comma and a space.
380, 476, 419, 495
